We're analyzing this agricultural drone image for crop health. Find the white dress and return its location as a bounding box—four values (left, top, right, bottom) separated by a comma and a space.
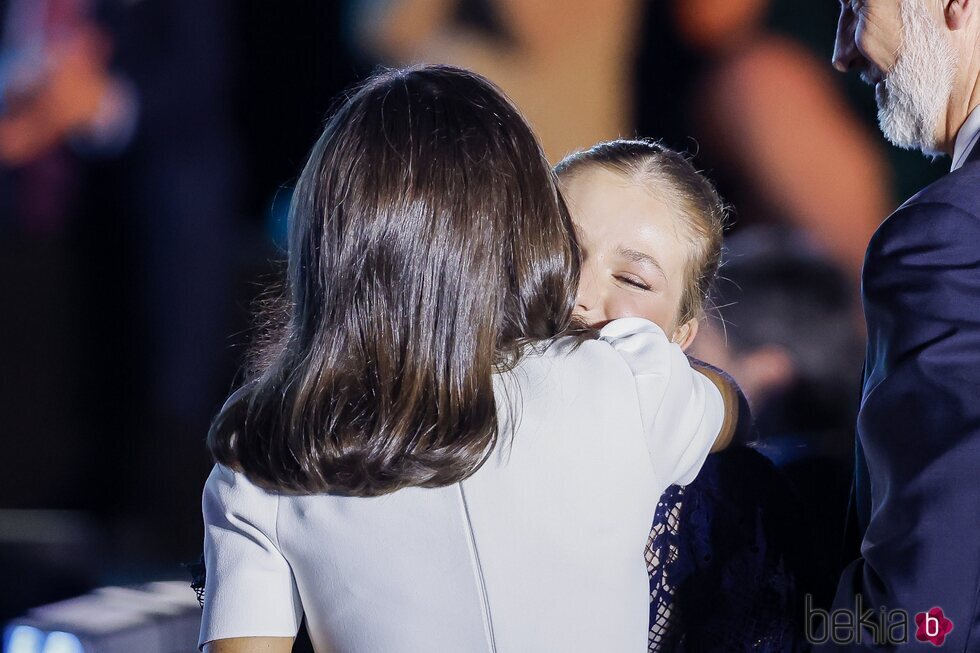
198, 317, 724, 652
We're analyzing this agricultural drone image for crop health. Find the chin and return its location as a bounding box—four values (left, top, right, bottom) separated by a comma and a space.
875, 0, 958, 158
877, 83, 947, 158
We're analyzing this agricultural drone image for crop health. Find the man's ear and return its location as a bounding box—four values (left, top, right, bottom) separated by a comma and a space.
946, 0, 975, 30
673, 317, 700, 351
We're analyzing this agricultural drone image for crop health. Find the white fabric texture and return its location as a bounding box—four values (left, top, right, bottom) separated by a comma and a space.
198, 317, 724, 652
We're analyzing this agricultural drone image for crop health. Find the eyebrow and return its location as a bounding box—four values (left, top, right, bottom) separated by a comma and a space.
615, 246, 668, 281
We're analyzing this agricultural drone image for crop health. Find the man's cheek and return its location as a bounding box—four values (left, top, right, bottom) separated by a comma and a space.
856, 23, 899, 73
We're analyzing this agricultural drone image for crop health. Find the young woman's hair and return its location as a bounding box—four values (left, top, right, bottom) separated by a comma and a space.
554, 139, 727, 324
208, 65, 580, 497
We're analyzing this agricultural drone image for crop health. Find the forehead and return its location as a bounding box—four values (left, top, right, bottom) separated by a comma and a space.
561, 167, 694, 267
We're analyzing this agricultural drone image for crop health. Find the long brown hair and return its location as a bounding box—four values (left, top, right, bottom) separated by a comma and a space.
208, 65, 580, 496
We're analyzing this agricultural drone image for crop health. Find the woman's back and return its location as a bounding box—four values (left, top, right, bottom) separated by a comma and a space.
200, 324, 724, 652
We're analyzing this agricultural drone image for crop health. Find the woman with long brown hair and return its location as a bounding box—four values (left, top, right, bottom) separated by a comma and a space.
198, 64, 735, 653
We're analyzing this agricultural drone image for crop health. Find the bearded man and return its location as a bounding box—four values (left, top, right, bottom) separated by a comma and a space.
820, 0, 980, 650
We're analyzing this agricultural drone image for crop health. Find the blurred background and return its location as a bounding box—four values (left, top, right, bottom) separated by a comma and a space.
0, 0, 946, 649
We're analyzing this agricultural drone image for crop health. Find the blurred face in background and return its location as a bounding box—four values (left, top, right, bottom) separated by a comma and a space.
834, 0, 957, 155
672, 0, 771, 51
689, 320, 795, 412
564, 168, 698, 348
493, 0, 638, 51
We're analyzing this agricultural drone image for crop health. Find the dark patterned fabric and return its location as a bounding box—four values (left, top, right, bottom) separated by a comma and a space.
647, 447, 807, 652
647, 485, 686, 651
186, 553, 206, 609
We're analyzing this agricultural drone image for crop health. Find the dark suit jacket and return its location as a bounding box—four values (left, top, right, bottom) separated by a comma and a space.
821, 144, 980, 651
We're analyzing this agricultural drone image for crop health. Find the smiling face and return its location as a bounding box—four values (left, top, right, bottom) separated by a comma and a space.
562, 167, 698, 346
834, 0, 957, 154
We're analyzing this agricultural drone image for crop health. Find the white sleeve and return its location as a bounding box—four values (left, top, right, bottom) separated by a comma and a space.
599, 317, 725, 488
198, 463, 303, 650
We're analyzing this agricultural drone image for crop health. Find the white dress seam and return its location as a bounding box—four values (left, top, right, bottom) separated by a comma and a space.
457, 482, 497, 653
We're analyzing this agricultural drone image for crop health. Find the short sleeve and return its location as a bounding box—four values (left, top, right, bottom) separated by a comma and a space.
599, 317, 725, 488
198, 464, 303, 650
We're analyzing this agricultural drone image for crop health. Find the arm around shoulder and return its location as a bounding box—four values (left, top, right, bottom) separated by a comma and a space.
203, 637, 294, 653
689, 362, 739, 453
598, 318, 733, 487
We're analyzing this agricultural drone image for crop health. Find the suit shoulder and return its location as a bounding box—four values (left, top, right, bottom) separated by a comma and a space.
902, 159, 980, 216
869, 192, 980, 261
865, 194, 980, 288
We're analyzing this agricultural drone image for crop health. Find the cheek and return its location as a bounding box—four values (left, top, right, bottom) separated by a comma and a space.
606, 290, 676, 330
855, 11, 901, 71
854, 27, 881, 68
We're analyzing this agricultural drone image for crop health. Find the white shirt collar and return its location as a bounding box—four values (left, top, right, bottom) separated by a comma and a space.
951, 105, 980, 171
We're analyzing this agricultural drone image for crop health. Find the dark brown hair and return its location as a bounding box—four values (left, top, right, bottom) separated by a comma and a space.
555, 139, 727, 325
208, 65, 580, 496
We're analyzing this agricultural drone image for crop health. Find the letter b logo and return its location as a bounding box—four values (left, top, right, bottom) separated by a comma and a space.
915, 607, 953, 647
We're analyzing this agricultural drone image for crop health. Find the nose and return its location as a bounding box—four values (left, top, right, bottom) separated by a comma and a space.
574, 267, 606, 327
833, 6, 859, 73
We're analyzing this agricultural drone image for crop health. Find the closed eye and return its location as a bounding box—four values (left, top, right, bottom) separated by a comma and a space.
616, 275, 652, 291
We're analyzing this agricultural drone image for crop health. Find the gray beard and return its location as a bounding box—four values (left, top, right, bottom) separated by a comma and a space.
876, 0, 957, 157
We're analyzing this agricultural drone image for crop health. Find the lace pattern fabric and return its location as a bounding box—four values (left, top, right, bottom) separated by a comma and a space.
188, 553, 206, 608
645, 448, 804, 652
647, 484, 686, 651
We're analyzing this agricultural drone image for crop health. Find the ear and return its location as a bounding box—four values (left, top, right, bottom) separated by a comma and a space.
946, 0, 974, 30
673, 317, 700, 351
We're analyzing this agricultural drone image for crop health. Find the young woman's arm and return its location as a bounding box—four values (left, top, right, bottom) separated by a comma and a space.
691, 364, 739, 452
203, 638, 294, 653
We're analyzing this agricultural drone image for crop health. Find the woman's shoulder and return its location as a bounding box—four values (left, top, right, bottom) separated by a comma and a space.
205, 462, 267, 494
203, 464, 284, 533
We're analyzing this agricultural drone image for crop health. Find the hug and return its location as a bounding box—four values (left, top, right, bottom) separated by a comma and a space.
196, 64, 741, 652
197, 0, 980, 641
